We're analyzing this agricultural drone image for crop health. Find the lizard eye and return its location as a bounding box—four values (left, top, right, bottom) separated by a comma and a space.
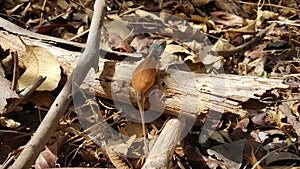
157, 45, 165, 51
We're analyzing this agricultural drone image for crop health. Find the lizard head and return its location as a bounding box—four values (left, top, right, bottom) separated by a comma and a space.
149, 39, 166, 60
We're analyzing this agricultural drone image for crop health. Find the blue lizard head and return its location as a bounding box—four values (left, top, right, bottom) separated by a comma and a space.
150, 39, 166, 60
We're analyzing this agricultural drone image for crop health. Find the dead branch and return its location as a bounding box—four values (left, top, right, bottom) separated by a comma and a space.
214, 23, 276, 57
10, 0, 106, 168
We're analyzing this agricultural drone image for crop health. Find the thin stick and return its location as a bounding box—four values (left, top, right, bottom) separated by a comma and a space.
11, 52, 19, 90
4, 76, 46, 114
10, 0, 106, 168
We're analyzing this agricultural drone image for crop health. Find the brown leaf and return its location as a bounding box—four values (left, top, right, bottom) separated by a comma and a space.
279, 103, 300, 136
27, 92, 55, 108
130, 37, 153, 53
211, 11, 244, 26
212, 38, 235, 51
235, 118, 249, 132
251, 112, 266, 126
18, 45, 61, 91
245, 44, 267, 59
35, 146, 58, 169
107, 32, 133, 53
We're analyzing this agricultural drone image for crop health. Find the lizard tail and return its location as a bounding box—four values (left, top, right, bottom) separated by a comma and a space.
135, 92, 149, 156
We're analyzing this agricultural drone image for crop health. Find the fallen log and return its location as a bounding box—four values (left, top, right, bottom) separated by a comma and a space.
0, 26, 288, 119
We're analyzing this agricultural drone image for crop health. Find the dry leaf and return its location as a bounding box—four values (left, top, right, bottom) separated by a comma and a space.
18, 45, 61, 91
212, 38, 235, 51
265, 151, 300, 166
119, 121, 145, 138
245, 44, 267, 59
108, 32, 133, 52
35, 146, 58, 169
106, 135, 136, 155
165, 44, 199, 62
208, 139, 245, 169
107, 152, 130, 169
104, 19, 132, 41
130, 37, 153, 53
27, 92, 55, 108
226, 21, 256, 41
0, 116, 20, 128
211, 11, 244, 26
210, 130, 228, 144
260, 11, 278, 21
279, 103, 300, 136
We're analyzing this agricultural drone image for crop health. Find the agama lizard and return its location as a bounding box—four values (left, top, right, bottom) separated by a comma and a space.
131, 39, 166, 155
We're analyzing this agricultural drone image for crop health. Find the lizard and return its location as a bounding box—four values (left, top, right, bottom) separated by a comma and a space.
131, 39, 166, 156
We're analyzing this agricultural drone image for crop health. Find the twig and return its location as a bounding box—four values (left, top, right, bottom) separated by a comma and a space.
69, 28, 89, 41
11, 52, 19, 90
2, 154, 15, 169
239, 1, 299, 13
119, 5, 144, 17
39, 0, 47, 26
10, 0, 106, 168
214, 23, 276, 57
3, 76, 46, 114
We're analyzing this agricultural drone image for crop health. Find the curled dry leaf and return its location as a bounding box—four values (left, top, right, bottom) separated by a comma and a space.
0, 116, 20, 128
18, 45, 61, 91
210, 11, 244, 26
212, 38, 235, 51
101, 21, 133, 53
161, 43, 199, 63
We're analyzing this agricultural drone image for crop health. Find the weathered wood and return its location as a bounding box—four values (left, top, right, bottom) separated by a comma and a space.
0, 27, 288, 119
143, 118, 185, 169
85, 59, 289, 119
